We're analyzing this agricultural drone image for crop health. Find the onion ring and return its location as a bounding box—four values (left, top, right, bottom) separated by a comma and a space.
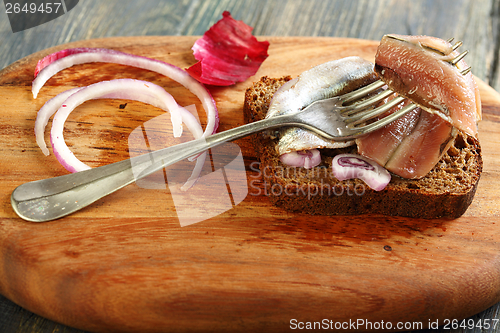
35, 87, 83, 156
35, 86, 192, 156
32, 47, 219, 136
332, 153, 391, 191
49, 79, 206, 189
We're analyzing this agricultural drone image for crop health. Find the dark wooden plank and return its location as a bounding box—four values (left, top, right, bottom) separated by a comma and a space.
1, 0, 499, 91
0, 294, 87, 333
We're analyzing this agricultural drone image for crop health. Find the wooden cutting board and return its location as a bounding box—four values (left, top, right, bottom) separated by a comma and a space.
1, 36, 500, 333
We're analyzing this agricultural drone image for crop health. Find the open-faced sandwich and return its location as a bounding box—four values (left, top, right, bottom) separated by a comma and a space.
243, 34, 482, 219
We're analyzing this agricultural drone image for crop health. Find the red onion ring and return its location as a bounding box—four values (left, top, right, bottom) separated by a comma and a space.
34, 48, 94, 77
49, 79, 205, 189
35, 85, 198, 156
332, 153, 391, 191
32, 47, 219, 136
279, 149, 321, 169
35, 87, 83, 156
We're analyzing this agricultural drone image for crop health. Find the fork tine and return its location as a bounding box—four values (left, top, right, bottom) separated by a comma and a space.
345, 95, 406, 126
342, 88, 396, 116
460, 66, 472, 75
449, 50, 468, 66
338, 79, 386, 105
451, 40, 463, 50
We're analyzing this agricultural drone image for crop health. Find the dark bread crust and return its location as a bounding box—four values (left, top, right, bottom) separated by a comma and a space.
244, 76, 483, 219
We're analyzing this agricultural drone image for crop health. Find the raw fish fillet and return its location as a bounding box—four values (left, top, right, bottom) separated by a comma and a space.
358, 97, 457, 179
357, 34, 480, 179
384, 110, 456, 178
374, 34, 481, 137
356, 97, 421, 167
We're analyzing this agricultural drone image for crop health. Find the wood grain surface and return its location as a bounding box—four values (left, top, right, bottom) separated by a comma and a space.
1, 36, 500, 333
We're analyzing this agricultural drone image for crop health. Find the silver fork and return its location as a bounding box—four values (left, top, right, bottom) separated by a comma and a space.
11, 47, 470, 222
10, 82, 414, 222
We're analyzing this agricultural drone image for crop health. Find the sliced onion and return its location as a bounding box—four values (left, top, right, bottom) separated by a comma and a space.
279, 149, 321, 169
35, 87, 83, 156
35, 85, 192, 156
332, 154, 391, 191
49, 79, 205, 189
34, 48, 98, 77
32, 47, 219, 136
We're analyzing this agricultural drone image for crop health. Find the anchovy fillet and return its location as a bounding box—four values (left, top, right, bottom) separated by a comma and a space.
266, 56, 378, 155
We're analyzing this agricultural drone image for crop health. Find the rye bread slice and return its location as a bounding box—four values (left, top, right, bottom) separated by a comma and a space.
243, 76, 483, 219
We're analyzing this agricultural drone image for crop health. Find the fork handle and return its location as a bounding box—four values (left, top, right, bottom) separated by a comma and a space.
11, 115, 289, 222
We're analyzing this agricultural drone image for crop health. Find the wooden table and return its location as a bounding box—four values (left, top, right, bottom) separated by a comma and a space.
1, 0, 499, 332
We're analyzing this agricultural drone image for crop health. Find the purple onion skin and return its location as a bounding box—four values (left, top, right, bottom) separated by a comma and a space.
337, 156, 375, 171
332, 154, 391, 191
